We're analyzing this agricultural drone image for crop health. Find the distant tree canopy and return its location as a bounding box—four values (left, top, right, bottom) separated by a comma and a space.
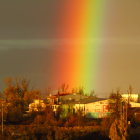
3, 77, 41, 123
78, 87, 85, 96
3, 77, 41, 106
59, 83, 69, 93
90, 90, 97, 97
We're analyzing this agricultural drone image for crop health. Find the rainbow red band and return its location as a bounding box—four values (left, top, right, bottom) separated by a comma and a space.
51, 1, 106, 93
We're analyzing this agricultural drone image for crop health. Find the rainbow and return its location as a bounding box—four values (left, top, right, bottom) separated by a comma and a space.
53, 1, 106, 93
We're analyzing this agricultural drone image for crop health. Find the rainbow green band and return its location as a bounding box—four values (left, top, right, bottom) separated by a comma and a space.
52, 1, 106, 94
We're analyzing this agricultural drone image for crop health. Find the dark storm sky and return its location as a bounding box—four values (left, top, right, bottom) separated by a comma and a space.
0, 1, 140, 96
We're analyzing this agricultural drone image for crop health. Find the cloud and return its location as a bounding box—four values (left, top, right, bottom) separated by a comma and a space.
0, 40, 56, 49
0, 37, 140, 51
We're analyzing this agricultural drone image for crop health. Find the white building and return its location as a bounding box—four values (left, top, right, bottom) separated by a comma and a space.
122, 94, 138, 102
29, 99, 46, 112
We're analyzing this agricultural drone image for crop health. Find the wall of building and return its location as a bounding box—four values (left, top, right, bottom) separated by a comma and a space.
29, 100, 46, 112
74, 100, 110, 118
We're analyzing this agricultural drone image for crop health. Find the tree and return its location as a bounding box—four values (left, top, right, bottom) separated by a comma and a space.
6, 104, 23, 123
23, 90, 40, 105
108, 89, 128, 139
45, 87, 52, 96
109, 88, 122, 118
78, 87, 84, 96
59, 83, 69, 93
4, 77, 40, 103
4, 77, 29, 102
90, 90, 97, 97
44, 105, 56, 126
65, 113, 78, 127
126, 85, 133, 123
3, 77, 41, 123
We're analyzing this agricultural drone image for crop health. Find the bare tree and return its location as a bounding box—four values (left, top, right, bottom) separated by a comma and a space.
60, 83, 69, 93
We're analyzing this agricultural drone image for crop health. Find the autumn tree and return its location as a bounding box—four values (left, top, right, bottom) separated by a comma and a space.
65, 113, 78, 127
3, 77, 41, 123
32, 105, 56, 126
44, 105, 56, 126
4, 77, 40, 101
109, 88, 123, 118
126, 85, 134, 123
90, 90, 97, 97
65, 108, 85, 127
78, 87, 84, 96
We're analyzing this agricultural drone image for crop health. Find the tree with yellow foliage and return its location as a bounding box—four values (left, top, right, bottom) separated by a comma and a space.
3, 77, 41, 123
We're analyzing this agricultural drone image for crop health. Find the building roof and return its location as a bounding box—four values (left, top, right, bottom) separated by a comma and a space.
78, 97, 107, 104
62, 97, 106, 104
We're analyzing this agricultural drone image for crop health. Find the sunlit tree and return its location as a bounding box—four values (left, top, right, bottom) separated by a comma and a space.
109, 88, 122, 118
3, 77, 41, 123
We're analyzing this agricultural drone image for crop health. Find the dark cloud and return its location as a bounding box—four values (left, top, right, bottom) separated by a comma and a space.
0, 1, 61, 39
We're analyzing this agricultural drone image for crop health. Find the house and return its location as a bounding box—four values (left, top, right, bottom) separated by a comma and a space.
56, 96, 140, 119
29, 93, 140, 119
29, 99, 46, 112
122, 94, 138, 102
46, 95, 59, 105
46, 92, 91, 105
57, 98, 110, 119
73, 98, 110, 118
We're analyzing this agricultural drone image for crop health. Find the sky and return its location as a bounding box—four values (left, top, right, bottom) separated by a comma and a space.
0, 1, 140, 97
